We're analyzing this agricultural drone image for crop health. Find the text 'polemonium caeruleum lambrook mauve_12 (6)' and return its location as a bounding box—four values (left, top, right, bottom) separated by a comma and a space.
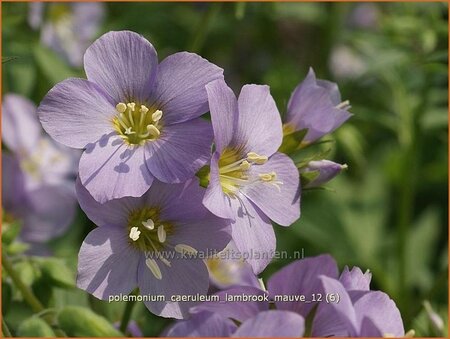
2, 94, 79, 245
202, 79, 301, 274
165, 254, 408, 337
37, 30, 224, 203
75, 178, 231, 319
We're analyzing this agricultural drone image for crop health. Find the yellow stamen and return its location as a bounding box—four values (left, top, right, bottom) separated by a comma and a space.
145, 258, 162, 280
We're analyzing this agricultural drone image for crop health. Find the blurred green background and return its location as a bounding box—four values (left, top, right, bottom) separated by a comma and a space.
2, 2, 448, 337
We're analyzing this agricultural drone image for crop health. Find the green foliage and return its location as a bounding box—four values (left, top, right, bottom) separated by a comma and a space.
17, 316, 56, 337
57, 306, 124, 337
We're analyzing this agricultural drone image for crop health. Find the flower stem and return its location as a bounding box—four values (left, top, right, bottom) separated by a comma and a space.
2, 253, 66, 337
119, 292, 137, 334
2, 253, 44, 313
2, 318, 12, 337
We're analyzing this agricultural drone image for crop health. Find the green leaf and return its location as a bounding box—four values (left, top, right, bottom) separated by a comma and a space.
2, 281, 12, 315
1, 220, 22, 245
278, 129, 308, 155
57, 306, 124, 337
17, 316, 56, 337
300, 170, 320, 187
37, 258, 75, 289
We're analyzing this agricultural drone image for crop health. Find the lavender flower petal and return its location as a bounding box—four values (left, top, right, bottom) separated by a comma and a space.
267, 254, 339, 317
2, 154, 26, 212
235, 84, 282, 156
312, 276, 359, 337
37, 78, 117, 149
339, 266, 372, 291
21, 185, 77, 243
202, 152, 235, 220
79, 134, 154, 203
150, 52, 224, 125
2, 94, 41, 154
76, 177, 139, 226
243, 152, 300, 226
205, 79, 238, 153
229, 196, 275, 274
166, 311, 237, 337
232, 310, 305, 338
286, 68, 351, 143
302, 159, 347, 188
144, 119, 213, 183
137, 256, 209, 319
77, 224, 141, 299
84, 30, 158, 103
353, 291, 404, 337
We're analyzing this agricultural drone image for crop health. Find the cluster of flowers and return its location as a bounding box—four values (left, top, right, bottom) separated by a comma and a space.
166, 255, 407, 337
3, 28, 404, 336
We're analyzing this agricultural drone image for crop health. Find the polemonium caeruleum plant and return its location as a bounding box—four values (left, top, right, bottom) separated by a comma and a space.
2, 94, 78, 243
38, 30, 223, 203
167, 255, 407, 337
75, 178, 231, 319
28, 2, 105, 67
202, 79, 300, 274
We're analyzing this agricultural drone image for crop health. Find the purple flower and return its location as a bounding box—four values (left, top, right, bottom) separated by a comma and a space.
38, 30, 224, 204
75, 178, 231, 319
2, 94, 78, 243
202, 79, 300, 274
284, 68, 351, 144
29, 3, 105, 67
185, 255, 404, 337
300, 160, 347, 188
312, 276, 404, 337
165, 310, 304, 338
206, 241, 260, 290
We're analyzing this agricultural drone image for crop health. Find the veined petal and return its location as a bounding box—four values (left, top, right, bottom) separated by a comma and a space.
150, 52, 224, 125
75, 177, 140, 226
353, 291, 405, 337
77, 225, 140, 299
233, 310, 305, 338
37, 78, 117, 149
268, 254, 339, 318
286, 68, 351, 143
2, 94, 41, 154
84, 30, 158, 103
243, 152, 300, 226
145, 119, 213, 184
235, 84, 282, 156
203, 152, 235, 220
206, 79, 238, 153
229, 196, 275, 274
137, 256, 209, 319
166, 311, 237, 337
312, 276, 359, 337
79, 134, 154, 203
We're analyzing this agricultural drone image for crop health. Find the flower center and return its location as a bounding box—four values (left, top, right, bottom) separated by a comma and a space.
126, 207, 173, 253
126, 207, 198, 280
113, 102, 163, 145
218, 149, 282, 196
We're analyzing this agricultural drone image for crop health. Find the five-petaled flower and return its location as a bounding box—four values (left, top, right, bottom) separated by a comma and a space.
202, 79, 300, 274
76, 178, 231, 319
38, 30, 224, 203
